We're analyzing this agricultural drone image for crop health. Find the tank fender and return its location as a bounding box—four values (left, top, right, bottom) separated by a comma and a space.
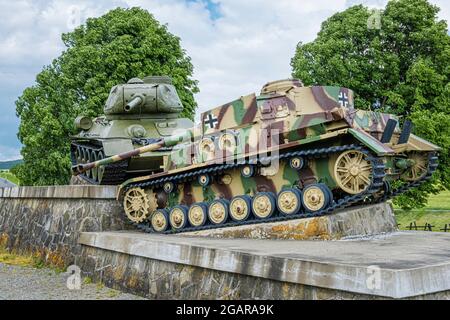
348, 128, 394, 156
399, 134, 441, 152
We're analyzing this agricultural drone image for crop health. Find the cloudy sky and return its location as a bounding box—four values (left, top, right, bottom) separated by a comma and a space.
0, 0, 448, 161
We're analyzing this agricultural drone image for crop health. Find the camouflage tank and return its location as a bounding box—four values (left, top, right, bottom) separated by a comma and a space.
72, 79, 440, 233
70, 76, 193, 184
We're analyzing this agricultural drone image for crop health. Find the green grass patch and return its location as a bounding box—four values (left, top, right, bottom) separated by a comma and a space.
0, 246, 45, 268
422, 190, 450, 210
395, 209, 450, 231
394, 190, 450, 231
0, 170, 19, 185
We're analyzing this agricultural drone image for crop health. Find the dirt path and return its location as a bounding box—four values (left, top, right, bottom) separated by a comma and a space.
0, 263, 145, 300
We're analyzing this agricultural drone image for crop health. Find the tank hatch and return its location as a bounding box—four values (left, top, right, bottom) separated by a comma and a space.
261, 79, 303, 94
143, 76, 173, 85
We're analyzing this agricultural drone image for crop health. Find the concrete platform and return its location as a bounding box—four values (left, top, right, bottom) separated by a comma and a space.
182, 202, 397, 240
79, 231, 450, 299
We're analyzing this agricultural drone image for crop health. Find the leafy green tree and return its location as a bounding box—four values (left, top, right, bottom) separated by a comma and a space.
291, 0, 449, 209
13, 7, 198, 186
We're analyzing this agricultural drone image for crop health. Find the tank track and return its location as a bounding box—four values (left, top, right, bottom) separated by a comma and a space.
371, 152, 439, 204
70, 141, 129, 185
125, 144, 387, 234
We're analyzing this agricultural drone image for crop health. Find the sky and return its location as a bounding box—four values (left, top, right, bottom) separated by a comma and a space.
0, 0, 448, 161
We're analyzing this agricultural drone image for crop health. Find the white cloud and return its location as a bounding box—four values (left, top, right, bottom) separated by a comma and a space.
0, 145, 21, 161
0, 0, 448, 146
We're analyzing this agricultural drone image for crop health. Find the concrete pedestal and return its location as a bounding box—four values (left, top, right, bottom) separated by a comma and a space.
183, 202, 398, 240
78, 230, 450, 299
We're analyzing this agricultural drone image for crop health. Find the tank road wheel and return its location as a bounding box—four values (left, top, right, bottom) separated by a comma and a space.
401, 152, 428, 182
318, 183, 333, 206
334, 150, 372, 195
75, 146, 82, 163
91, 151, 98, 182
208, 199, 229, 225
277, 188, 302, 215
301, 184, 330, 212
188, 203, 208, 227
123, 187, 150, 223
84, 149, 92, 178
169, 205, 189, 230
151, 209, 169, 233
252, 192, 276, 219
229, 195, 252, 222
97, 151, 105, 183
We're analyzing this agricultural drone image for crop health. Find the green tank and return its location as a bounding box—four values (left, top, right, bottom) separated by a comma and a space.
70, 76, 193, 184
73, 78, 440, 234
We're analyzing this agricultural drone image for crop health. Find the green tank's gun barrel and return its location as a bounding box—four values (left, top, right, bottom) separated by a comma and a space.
71, 130, 192, 176
124, 95, 144, 112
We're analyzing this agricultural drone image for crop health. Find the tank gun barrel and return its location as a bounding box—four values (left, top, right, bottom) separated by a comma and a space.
124, 95, 143, 112
71, 130, 192, 176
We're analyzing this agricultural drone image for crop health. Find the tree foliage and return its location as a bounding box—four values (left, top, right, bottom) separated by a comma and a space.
291, 0, 450, 209
13, 7, 198, 186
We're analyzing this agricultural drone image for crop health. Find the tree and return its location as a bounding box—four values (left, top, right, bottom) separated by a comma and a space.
13, 7, 199, 186
291, 0, 449, 209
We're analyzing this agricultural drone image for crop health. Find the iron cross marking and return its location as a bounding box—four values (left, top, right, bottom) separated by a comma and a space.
338, 91, 349, 107
204, 113, 218, 129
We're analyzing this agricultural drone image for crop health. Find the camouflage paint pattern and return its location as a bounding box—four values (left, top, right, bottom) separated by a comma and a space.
74, 78, 440, 208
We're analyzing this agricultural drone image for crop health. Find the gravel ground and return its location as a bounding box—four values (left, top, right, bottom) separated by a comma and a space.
0, 263, 145, 300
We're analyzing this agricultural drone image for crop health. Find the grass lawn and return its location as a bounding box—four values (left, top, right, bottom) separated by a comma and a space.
394, 190, 450, 231
0, 170, 19, 185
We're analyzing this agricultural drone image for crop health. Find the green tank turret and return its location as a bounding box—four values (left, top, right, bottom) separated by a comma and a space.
74, 78, 440, 234
70, 76, 193, 185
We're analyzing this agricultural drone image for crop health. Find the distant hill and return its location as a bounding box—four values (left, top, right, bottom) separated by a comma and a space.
0, 159, 23, 170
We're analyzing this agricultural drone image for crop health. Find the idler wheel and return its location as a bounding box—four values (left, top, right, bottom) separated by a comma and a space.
252, 192, 276, 219
229, 195, 252, 221
334, 150, 372, 195
401, 152, 428, 182
277, 188, 302, 215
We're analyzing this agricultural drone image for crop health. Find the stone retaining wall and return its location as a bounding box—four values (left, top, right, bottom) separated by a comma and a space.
0, 186, 127, 267
78, 231, 450, 300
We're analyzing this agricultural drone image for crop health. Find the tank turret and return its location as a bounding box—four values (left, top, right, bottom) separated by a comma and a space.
105, 76, 183, 115
70, 76, 193, 185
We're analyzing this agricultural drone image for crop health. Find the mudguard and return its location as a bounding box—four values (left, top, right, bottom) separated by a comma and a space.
348, 128, 395, 156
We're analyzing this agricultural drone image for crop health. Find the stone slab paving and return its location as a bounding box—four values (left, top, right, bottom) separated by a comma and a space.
0, 263, 145, 300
